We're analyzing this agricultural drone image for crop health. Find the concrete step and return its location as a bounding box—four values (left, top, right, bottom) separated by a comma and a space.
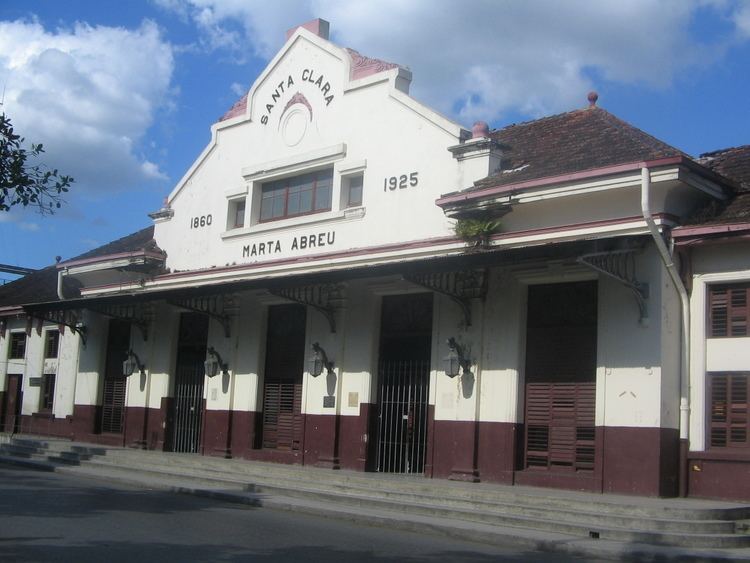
76, 454, 738, 534
66, 455, 750, 548
4, 434, 750, 551
79, 447, 750, 521
55, 461, 750, 550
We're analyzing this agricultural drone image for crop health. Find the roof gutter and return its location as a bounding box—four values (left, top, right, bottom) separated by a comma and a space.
640, 166, 690, 497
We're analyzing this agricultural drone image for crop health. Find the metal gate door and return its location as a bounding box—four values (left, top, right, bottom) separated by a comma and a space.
171, 362, 205, 453
375, 359, 430, 474
3, 374, 21, 433
100, 319, 130, 434
170, 312, 208, 453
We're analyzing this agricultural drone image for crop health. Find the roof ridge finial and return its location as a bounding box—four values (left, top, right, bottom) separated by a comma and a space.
587, 91, 599, 108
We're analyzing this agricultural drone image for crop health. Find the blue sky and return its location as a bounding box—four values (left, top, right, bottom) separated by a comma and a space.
1, 0, 749, 278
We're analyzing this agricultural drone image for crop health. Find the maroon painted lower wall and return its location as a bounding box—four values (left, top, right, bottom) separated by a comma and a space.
123, 399, 170, 450
688, 451, 750, 501
430, 419, 479, 481
602, 426, 679, 497
338, 403, 371, 471
477, 421, 518, 484
304, 413, 338, 468
17, 413, 73, 439
11, 401, 709, 501
203, 409, 231, 457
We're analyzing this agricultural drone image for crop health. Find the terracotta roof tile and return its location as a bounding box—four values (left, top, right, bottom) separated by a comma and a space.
468, 107, 684, 192
66, 226, 160, 262
681, 146, 750, 228
698, 145, 750, 194
218, 92, 248, 123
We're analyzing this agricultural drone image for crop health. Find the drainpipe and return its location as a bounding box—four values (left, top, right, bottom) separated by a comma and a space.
57, 268, 68, 300
640, 167, 690, 497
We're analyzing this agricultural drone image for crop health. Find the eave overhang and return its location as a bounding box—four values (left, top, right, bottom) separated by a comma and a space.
436, 156, 735, 217
672, 222, 750, 247
58, 250, 166, 275
74, 213, 672, 300
22, 235, 652, 314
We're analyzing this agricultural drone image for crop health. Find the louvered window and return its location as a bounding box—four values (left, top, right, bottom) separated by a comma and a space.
709, 284, 750, 337
710, 372, 749, 449
525, 382, 596, 470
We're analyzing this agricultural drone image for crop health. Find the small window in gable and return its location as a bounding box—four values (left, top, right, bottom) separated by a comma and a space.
344, 173, 364, 208
227, 198, 246, 230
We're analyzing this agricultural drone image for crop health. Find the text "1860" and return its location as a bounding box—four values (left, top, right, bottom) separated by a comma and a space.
190, 214, 212, 229
383, 172, 419, 191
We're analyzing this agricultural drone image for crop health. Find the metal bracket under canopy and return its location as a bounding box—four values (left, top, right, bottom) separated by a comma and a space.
89, 302, 156, 341
404, 269, 488, 326
28, 308, 87, 346
577, 250, 649, 324
268, 284, 346, 333
167, 294, 239, 338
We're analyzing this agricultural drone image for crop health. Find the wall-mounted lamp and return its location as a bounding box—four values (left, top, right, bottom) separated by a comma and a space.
309, 342, 334, 377
443, 337, 470, 377
122, 349, 146, 377
204, 346, 229, 377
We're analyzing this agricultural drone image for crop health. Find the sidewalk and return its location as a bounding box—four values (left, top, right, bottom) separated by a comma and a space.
1, 433, 749, 562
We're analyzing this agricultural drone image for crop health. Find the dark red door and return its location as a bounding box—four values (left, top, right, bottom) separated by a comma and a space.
524, 281, 598, 471
261, 304, 306, 451
3, 374, 22, 433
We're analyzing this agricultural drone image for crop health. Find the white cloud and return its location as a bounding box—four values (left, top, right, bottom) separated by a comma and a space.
19, 222, 40, 232
734, 3, 750, 38
158, 0, 749, 125
0, 18, 175, 193
230, 81, 246, 96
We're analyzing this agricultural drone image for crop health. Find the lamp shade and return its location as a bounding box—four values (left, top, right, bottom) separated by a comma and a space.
122, 356, 136, 377
443, 352, 461, 378
309, 353, 324, 377
204, 356, 219, 377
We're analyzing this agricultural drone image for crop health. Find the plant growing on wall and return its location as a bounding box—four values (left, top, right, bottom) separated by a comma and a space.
453, 218, 501, 249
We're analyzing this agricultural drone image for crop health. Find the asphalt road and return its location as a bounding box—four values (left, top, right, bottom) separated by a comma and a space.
0, 464, 592, 562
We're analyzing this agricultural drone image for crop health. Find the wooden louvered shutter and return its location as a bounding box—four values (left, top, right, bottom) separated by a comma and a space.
710, 373, 749, 449
101, 377, 126, 433
709, 284, 750, 337
261, 305, 306, 451
525, 382, 596, 470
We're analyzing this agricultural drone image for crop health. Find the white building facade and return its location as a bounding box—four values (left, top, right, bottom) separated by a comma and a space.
1, 20, 748, 500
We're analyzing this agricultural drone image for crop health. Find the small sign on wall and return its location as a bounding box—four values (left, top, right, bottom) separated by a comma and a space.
28, 377, 42, 387
323, 396, 335, 408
